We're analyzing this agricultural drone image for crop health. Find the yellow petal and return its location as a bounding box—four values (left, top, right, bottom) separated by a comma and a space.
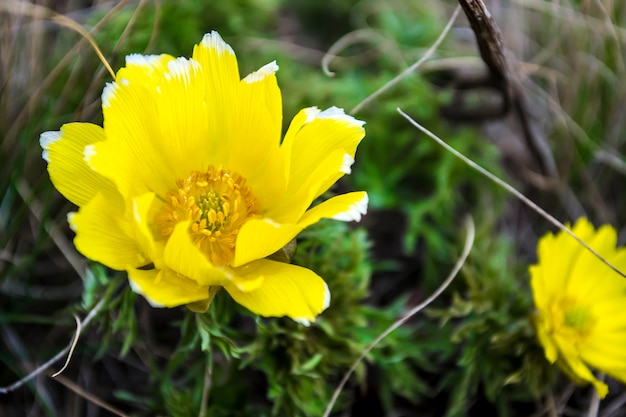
531, 218, 597, 309
300, 191, 368, 224
265, 148, 351, 223
163, 221, 232, 287
40, 123, 116, 207
267, 107, 365, 222
529, 264, 549, 311
69, 193, 147, 270
192, 31, 240, 100
110, 53, 176, 90
224, 259, 330, 325
535, 318, 559, 363
554, 334, 609, 398
233, 219, 302, 267
568, 224, 620, 294
275, 106, 318, 189
230, 61, 287, 205
151, 57, 211, 176
582, 332, 626, 369
280, 107, 319, 156
282, 106, 364, 197
192, 31, 241, 165
593, 300, 626, 333
127, 267, 209, 308
233, 191, 368, 267
95, 54, 213, 200
131, 192, 162, 264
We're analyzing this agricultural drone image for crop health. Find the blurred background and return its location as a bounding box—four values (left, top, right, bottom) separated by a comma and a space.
2, 0, 626, 416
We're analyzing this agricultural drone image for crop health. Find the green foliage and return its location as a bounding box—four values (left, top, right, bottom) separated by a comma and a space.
261, 4, 505, 299
79, 265, 140, 358
235, 220, 449, 416
239, 220, 373, 416
82, 220, 445, 417
428, 224, 555, 417
90, 0, 281, 60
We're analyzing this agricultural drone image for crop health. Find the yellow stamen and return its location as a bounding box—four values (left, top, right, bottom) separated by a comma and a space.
548, 296, 596, 346
156, 166, 260, 266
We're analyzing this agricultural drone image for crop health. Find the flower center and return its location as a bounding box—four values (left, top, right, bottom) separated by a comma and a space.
156, 166, 260, 266
549, 296, 596, 344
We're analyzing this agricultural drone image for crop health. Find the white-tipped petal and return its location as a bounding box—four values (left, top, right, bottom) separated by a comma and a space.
317, 106, 365, 128
332, 193, 368, 222
322, 282, 331, 310
303, 106, 321, 123
101, 82, 117, 108
39, 130, 62, 162
125, 53, 162, 66
67, 212, 77, 231
200, 31, 235, 56
293, 284, 330, 325
340, 153, 355, 174
166, 57, 201, 84
293, 318, 311, 326
244, 61, 279, 83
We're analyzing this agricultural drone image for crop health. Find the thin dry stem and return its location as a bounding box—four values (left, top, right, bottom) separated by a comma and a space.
0, 297, 106, 394
349, 6, 461, 115
396, 107, 626, 280
2, 0, 128, 151
16, 178, 85, 279
514, 0, 626, 41
587, 389, 601, 417
198, 355, 213, 417
322, 28, 401, 77
81, 0, 160, 120
50, 314, 81, 378
600, 390, 626, 417
323, 215, 476, 417
590, 0, 625, 74
0, 0, 115, 78
53, 374, 130, 417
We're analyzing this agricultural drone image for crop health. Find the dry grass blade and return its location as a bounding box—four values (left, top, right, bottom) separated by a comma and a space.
16, 178, 86, 279
349, 5, 461, 115
396, 107, 626, 280
0, 0, 115, 78
50, 314, 81, 378
2, 0, 128, 152
53, 374, 130, 417
0, 297, 106, 394
323, 215, 476, 417
514, 0, 626, 41
321, 28, 399, 77
198, 357, 213, 417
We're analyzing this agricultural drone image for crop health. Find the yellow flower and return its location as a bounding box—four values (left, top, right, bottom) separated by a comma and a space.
39, 32, 367, 324
530, 217, 626, 398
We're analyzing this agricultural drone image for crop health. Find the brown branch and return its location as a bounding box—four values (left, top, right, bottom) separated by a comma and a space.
452, 0, 557, 178
458, 0, 509, 88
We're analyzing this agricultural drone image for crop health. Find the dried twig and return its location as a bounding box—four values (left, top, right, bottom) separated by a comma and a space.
53, 374, 130, 417
451, 0, 557, 178
50, 314, 81, 378
0, 297, 106, 394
